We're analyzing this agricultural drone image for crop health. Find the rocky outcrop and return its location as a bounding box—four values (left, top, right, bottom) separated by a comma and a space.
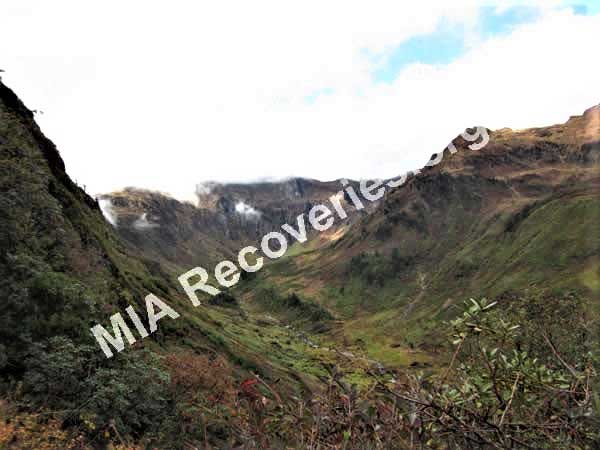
102, 177, 377, 269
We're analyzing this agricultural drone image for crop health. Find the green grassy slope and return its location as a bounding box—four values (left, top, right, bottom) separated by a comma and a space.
240, 110, 600, 369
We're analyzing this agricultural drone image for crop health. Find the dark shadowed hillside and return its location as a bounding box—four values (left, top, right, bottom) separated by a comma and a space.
100, 178, 376, 272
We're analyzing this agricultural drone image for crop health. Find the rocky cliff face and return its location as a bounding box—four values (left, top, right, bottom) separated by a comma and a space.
101, 177, 377, 270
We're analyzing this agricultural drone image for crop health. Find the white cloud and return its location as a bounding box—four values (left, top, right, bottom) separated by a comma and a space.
0, 1, 598, 201
133, 212, 160, 230
98, 198, 118, 226
195, 182, 218, 197
234, 201, 261, 219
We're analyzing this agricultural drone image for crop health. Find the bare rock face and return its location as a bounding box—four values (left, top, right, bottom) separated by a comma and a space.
583, 104, 600, 118
101, 177, 377, 270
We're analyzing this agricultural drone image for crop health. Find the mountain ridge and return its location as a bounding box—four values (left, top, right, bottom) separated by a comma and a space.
234, 105, 600, 366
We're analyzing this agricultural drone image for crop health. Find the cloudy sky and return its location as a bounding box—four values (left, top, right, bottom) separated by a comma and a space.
1, 0, 599, 202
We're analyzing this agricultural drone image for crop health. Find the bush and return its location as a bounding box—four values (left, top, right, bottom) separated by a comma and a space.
21, 337, 173, 442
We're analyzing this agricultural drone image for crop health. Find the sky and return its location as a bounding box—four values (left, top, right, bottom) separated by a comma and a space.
1, 0, 599, 202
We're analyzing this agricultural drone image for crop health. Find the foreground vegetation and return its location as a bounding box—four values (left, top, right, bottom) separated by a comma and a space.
1, 295, 597, 449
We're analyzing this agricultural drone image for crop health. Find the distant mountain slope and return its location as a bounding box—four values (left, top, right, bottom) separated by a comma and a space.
101, 178, 376, 271
99, 105, 600, 365
99, 188, 238, 272
244, 106, 600, 360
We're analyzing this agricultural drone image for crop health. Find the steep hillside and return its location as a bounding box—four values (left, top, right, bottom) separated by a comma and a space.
242, 107, 600, 366
99, 188, 237, 272
0, 79, 341, 448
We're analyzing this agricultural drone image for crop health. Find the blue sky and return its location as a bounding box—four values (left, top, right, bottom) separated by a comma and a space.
305, 87, 335, 104
571, 0, 600, 15
372, 3, 597, 83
